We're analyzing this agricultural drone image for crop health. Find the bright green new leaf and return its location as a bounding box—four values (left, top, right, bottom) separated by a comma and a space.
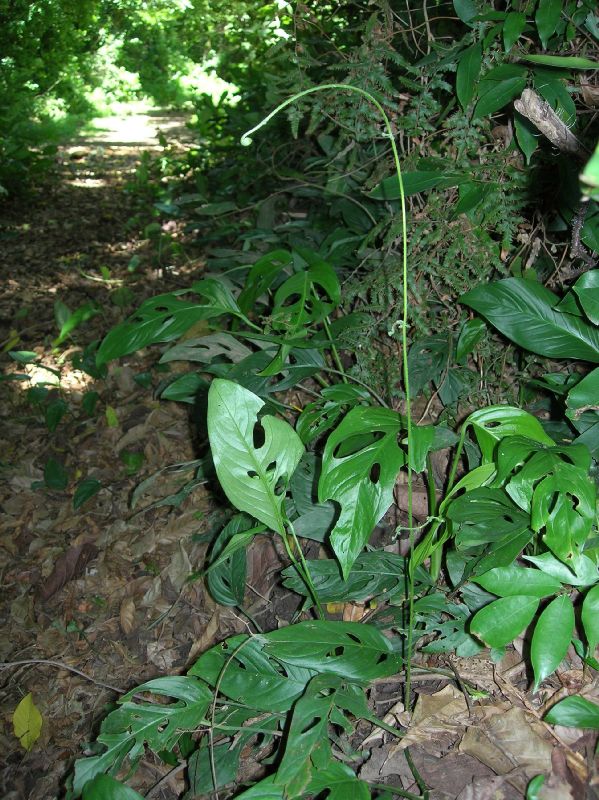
208, 379, 304, 534
582, 584, 599, 656
535, 0, 563, 48
524, 552, 599, 587
503, 11, 527, 51
473, 565, 561, 598
54, 302, 99, 346
83, 775, 144, 800
319, 406, 405, 577
471, 595, 539, 648
531, 594, 574, 690
466, 405, 554, 464
462, 278, 599, 362
456, 43, 482, 108
13, 693, 42, 750
544, 695, 599, 729
581, 143, 599, 201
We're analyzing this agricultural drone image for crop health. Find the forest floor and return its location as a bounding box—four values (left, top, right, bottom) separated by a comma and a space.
0, 109, 595, 800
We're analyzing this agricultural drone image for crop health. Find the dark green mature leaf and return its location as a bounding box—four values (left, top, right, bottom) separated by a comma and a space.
519, 54, 599, 69
535, 0, 563, 48
44, 457, 69, 491
473, 565, 561, 598
188, 621, 401, 713
462, 278, 599, 362
207, 514, 249, 606
472, 65, 527, 119
82, 775, 144, 800
45, 398, 68, 432
160, 372, 209, 404
73, 677, 212, 795
471, 595, 540, 648
545, 695, 599, 728
532, 594, 574, 690
73, 478, 102, 510
572, 269, 599, 324
319, 406, 405, 577
582, 584, 599, 656
567, 368, 599, 419
456, 43, 482, 108
237, 249, 294, 314
503, 11, 527, 50
208, 380, 304, 534
370, 170, 465, 200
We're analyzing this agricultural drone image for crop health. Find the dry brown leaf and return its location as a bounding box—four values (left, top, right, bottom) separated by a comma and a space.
390, 684, 470, 751
119, 597, 136, 634
38, 542, 98, 601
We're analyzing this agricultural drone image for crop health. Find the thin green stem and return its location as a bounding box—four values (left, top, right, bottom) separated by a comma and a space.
320, 367, 390, 408
241, 81, 413, 705
322, 315, 347, 382
282, 524, 325, 621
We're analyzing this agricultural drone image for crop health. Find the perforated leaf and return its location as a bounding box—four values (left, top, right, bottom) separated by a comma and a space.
319, 406, 405, 577
208, 379, 304, 534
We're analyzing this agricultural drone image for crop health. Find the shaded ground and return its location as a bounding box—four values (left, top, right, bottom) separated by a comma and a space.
0, 109, 597, 800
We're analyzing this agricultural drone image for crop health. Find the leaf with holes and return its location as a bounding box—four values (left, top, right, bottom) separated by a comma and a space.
82, 775, 144, 800
73, 677, 212, 795
466, 405, 554, 464
207, 514, 249, 606
160, 332, 252, 364
532, 594, 574, 690
208, 379, 304, 534
319, 406, 405, 578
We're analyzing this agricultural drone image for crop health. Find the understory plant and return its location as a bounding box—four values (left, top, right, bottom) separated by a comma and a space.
71, 92, 599, 800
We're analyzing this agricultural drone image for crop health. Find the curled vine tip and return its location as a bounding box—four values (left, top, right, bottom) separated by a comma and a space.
240, 135, 253, 147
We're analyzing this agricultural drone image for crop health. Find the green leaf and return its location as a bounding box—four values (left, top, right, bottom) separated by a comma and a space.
208, 379, 304, 535
97, 290, 226, 366
535, 0, 563, 48
456, 43, 482, 109
238, 249, 294, 314
8, 350, 38, 364
582, 584, 599, 656
544, 695, 599, 728
466, 405, 554, 463
456, 317, 486, 362
471, 595, 540, 648
453, 0, 478, 25
160, 333, 252, 364
370, 170, 466, 200
462, 278, 599, 362
581, 143, 599, 201
519, 54, 599, 70
319, 406, 405, 578
44, 457, 68, 491
73, 478, 102, 510
207, 515, 249, 606
53, 302, 99, 346
83, 775, 144, 800
45, 398, 68, 432
503, 11, 527, 51
161, 373, 208, 404
73, 677, 212, 795
572, 269, 599, 324
473, 565, 562, 598
524, 552, 599, 587
188, 621, 401, 713
534, 70, 576, 127
473, 67, 527, 119
514, 111, 539, 163
531, 594, 574, 690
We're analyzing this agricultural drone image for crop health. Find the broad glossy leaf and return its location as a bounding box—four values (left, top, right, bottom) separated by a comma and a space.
82, 775, 144, 800
456, 317, 486, 362
544, 695, 599, 728
471, 595, 539, 648
524, 552, 599, 587
572, 269, 599, 324
73, 677, 212, 794
473, 565, 561, 598
466, 405, 554, 464
307, 761, 370, 800
207, 379, 304, 534
456, 43, 482, 108
531, 594, 574, 690
189, 621, 401, 713
582, 584, 599, 656
319, 406, 405, 577
535, 0, 563, 48
462, 278, 599, 362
